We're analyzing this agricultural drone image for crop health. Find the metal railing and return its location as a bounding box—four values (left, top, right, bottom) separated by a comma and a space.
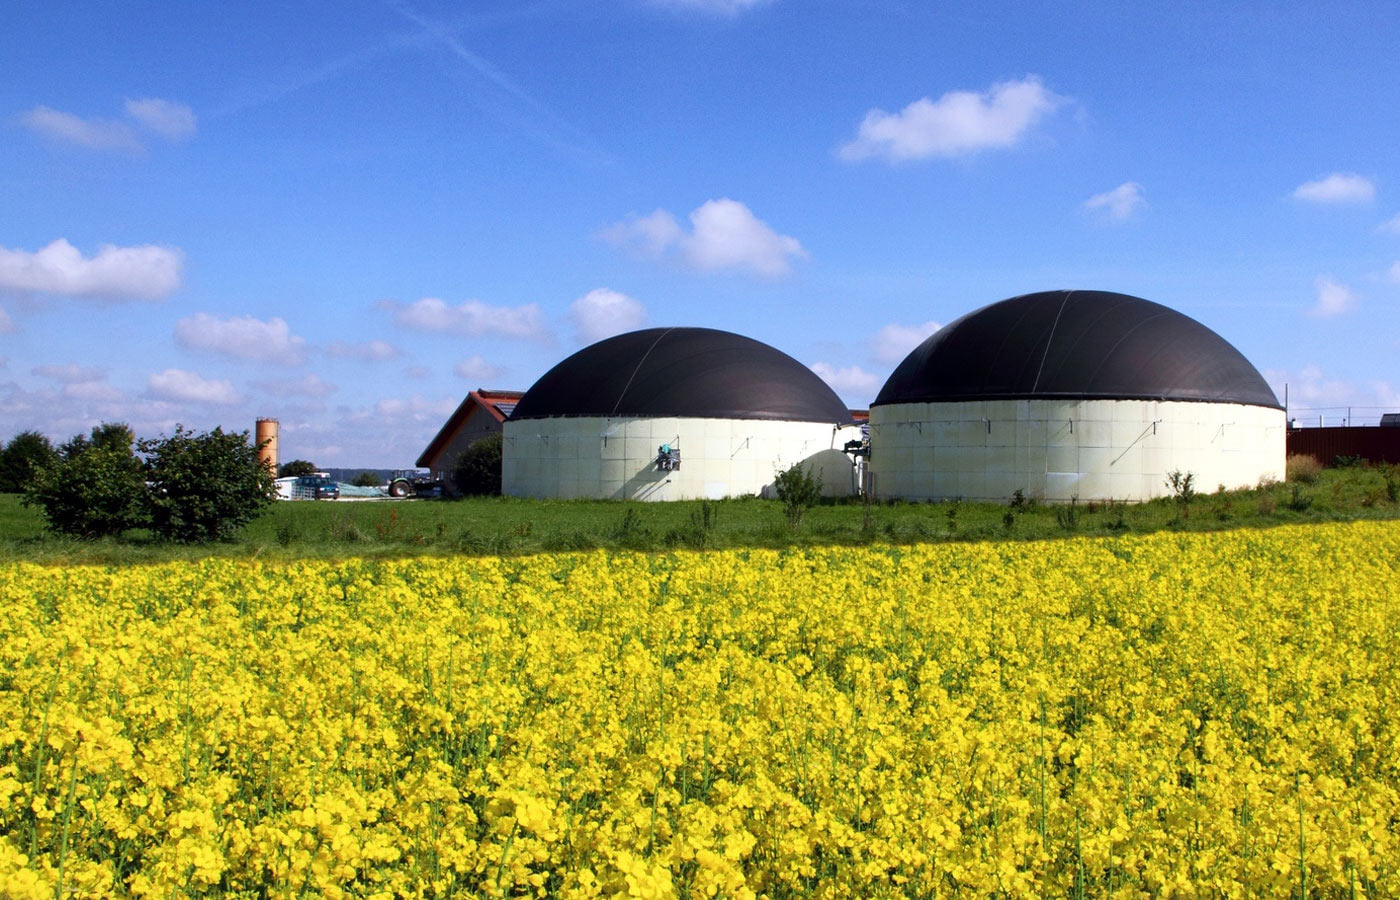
1286, 406, 1397, 428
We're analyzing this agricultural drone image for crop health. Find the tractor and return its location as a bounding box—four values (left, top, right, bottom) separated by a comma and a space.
386, 470, 445, 498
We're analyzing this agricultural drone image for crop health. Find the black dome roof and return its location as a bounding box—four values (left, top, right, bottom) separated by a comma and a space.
509, 327, 854, 423
873, 290, 1281, 409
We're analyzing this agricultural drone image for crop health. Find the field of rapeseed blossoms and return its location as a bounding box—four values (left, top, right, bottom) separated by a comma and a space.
2, 522, 1398, 898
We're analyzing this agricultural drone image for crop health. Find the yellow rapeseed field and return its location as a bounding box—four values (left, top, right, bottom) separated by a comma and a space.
2, 521, 1398, 898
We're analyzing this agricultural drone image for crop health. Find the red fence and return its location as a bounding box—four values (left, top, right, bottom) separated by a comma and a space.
1287, 427, 1400, 466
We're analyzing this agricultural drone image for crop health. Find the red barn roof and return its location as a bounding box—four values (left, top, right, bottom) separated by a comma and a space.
415, 389, 523, 469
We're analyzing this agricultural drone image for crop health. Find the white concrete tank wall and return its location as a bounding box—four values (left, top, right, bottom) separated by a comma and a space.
503, 417, 863, 501
869, 399, 1285, 503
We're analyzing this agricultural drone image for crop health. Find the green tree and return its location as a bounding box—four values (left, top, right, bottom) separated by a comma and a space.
24, 445, 145, 539
58, 421, 135, 460
351, 470, 382, 487
453, 433, 503, 496
278, 459, 318, 478
141, 426, 278, 542
57, 433, 89, 459
90, 421, 136, 453
0, 431, 57, 493
773, 460, 823, 531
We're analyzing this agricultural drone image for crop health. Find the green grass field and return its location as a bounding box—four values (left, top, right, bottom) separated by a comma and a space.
2, 462, 1397, 564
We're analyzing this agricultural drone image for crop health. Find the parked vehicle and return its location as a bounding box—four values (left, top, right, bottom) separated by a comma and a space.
275, 473, 340, 500
387, 469, 445, 498
307, 474, 340, 500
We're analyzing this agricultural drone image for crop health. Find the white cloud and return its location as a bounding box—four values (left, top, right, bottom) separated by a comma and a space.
648, 0, 770, 13
570, 288, 646, 344
64, 381, 124, 403
686, 199, 806, 276
326, 339, 400, 361
1372, 380, 1400, 410
19, 106, 140, 151
303, 443, 347, 462
123, 97, 196, 140
810, 362, 882, 399
373, 395, 458, 421
27, 364, 122, 403
288, 394, 467, 465
598, 210, 684, 258
1293, 173, 1375, 204
0, 239, 183, 300
1309, 276, 1356, 317
1388, 261, 1400, 285
174, 313, 308, 365
1264, 365, 1399, 424
602, 199, 806, 278
31, 364, 105, 384
1266, 365, 1347, 409
870, 320, 942, 364
0, 307, 14, 334
839, 76, 1066, 163
0, 379, 194, 443
385, 297, 548, 340
250, 374, 336, 398
453, 355, 504, 381
1083, 182, 1146, 222
1378, 213, 1400, 234
146, 369, 240, 405
21, 98, 195, 150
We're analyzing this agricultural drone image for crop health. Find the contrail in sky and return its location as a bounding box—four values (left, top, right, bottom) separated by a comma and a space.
208, 2, 614, 168
388, 1, 616, 168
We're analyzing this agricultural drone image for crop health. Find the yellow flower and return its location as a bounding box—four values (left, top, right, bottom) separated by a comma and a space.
0, 522, 1397, 895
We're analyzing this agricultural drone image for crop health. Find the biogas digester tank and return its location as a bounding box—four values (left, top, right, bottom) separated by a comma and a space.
503, 327, 862, 500
869, 290, 1285, 502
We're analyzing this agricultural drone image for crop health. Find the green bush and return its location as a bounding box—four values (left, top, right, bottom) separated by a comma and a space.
141, 426, 278, 543
773, 461, 822, 531
1165, 469, 1197, 520
1055, 495, 1080, 531
23, 445, 146, 538
0, 430, 58, 493
612, 506, 649, 545
453, 434, 503, 496
351, 470, 382, 487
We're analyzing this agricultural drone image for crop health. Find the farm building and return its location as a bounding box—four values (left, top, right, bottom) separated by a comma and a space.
416, 389, 523, 479
1287, 424, 1400, 466
869, 289, 1286, 502
503, 327, 863, 500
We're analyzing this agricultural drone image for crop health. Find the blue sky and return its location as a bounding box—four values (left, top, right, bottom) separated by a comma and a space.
3, 0, 1398, 466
